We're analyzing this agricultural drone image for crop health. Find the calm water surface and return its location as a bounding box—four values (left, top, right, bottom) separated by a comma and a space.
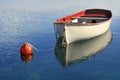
0, 10, 120, 80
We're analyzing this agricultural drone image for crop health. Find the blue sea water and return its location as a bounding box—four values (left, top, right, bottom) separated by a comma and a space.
0, 9, 120, 80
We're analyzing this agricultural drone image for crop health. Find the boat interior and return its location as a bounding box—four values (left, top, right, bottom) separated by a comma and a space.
71, 9, 112, 24
71, 17, 108, 24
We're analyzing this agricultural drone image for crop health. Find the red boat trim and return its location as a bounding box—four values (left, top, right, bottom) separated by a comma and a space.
55, 10, 85, 23
55, 9, 107, 23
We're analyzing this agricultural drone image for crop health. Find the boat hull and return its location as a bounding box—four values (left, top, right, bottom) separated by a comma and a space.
55, 19, 112, 43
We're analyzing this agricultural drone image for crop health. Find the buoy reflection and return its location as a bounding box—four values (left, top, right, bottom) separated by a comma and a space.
21, 53, 33, 63
55, 29, 112, 67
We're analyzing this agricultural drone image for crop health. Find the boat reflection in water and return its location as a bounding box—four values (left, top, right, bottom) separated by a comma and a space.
55, 29, 112, 67
21, 54, 33, 63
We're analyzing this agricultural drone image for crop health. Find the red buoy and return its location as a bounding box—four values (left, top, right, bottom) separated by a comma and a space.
20, 42, 33, 55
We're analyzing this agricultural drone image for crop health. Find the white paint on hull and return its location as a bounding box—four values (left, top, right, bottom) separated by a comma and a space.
55, 18, 112, 43
65, 19, 112, 43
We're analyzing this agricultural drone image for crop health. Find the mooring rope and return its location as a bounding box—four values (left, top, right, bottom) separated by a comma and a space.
26, 42, 55, 52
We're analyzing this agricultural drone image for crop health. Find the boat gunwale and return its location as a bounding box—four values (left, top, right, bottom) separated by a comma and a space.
54, 9, 112, 24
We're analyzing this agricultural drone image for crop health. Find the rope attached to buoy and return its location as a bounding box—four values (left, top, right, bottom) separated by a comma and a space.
28, 43, 39, 51
21, 42, 55, 53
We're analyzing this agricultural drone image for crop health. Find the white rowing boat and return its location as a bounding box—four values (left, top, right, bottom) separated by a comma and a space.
54, 9, 112, 43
